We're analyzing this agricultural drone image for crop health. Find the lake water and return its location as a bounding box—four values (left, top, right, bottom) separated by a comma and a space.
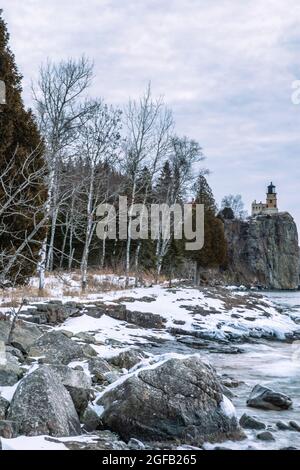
204, 290, 300, 449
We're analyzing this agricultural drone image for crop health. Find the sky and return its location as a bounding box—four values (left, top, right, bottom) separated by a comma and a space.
2, 0, 300, 230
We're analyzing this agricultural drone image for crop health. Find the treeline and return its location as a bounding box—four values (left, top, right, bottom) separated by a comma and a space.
0, 11, 233, 289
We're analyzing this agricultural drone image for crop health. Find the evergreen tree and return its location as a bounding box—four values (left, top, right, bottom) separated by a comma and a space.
0, 10, 46, 284
185, 174, 227, 283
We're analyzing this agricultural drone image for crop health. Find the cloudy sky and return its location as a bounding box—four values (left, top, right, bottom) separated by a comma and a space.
2, 0, 300, 229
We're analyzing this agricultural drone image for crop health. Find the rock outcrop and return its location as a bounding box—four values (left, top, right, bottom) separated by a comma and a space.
98, 356, 242, 445
224, 212, 299, 289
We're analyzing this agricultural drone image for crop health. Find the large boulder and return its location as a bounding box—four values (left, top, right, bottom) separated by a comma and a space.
247, 384, 293, 411
224, 212, 299, 289
8, 366, 81, 437
98, 356, 242, 444
28, 331, 90, 364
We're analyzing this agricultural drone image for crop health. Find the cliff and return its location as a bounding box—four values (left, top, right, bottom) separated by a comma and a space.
223, 212, 299, 290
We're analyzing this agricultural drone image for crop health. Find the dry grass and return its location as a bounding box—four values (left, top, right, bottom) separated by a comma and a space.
0, 267, 168, 307
0, 286, 51, 308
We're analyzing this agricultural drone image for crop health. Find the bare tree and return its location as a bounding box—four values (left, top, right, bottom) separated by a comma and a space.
75, 100, 122, 291
32, 57, 94, 287
123, 84, 173, 286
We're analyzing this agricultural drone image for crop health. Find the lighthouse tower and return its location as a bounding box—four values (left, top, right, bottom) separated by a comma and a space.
251, 182, 279, 216
265, 182, 278, 214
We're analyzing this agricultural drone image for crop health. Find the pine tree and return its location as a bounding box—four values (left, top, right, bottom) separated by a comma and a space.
186, 174, 227, 283
0, 10, 46, 284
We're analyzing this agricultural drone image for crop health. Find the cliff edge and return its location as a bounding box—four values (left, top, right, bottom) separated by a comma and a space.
224, 212, 299, 290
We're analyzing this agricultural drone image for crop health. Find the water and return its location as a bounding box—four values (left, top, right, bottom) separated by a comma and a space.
204, 290, 300, 449
146, 290, 300, 449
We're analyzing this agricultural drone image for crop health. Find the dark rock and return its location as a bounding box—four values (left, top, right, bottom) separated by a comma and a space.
108, 348, 147, 370
98, 356, 242, 444
8, 365, 81, 437
0, 396, 10, 420
126, 310, 166, 329
81, 406, 101, 432
88, 357, 113, 384
276, 421, 291, 431
247, 384, 293, 411
29, 331, 88, 364
256, 431, 275, 441
289, 421, 300, 432
239, 413, 266, 430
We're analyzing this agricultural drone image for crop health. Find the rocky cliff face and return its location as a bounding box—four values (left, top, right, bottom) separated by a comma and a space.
224, 212, 299, 290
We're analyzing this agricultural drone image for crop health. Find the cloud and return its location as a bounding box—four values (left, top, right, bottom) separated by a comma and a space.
2, 0, 300, 228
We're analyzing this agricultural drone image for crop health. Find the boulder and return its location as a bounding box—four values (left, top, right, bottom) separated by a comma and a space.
88, 357, 113, 384
28, 331, 88, 364
47, 365, 92, 416
239, 413, 266, 430
256, 431, 275, 442
0, 351, 23, 386
8, 366, 81, 437
0, 396, 10, 420
81, 405, 101, 432
98, 356, 242, 444
10, 321, 42, 353
247, 384, 293, 411
108, 348, 147, 370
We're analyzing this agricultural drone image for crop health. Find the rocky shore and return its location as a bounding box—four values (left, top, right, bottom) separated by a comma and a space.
0, 284, 300, 450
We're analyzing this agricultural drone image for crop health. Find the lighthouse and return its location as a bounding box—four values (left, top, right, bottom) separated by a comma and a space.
252, 182, 279, 216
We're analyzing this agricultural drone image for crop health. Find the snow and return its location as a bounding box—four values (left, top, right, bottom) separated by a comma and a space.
0, 383, 19, 402
1, 435, 67, 450
220, 395, 236, 419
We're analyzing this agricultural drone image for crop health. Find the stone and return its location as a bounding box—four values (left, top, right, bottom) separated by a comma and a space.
28, 331, 88, 364
276, 421, 290, 431
10, 320, 42, 353
256, 431, 275, 442
247, 384, 293, 411
98, 356, 242, 444
0, 351, 23, 386
81, 405, 101, 432
126, 310, 166, 329
108, 348, 147, 370
8, 366, 81, 437
224, 212, 299, 289
239, 413, 266, 430
88, 357, 113, 384
289, 421, 300, 432
46, 365, 92, 416
0, 395, 10, 420
0, 420, 18, 438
